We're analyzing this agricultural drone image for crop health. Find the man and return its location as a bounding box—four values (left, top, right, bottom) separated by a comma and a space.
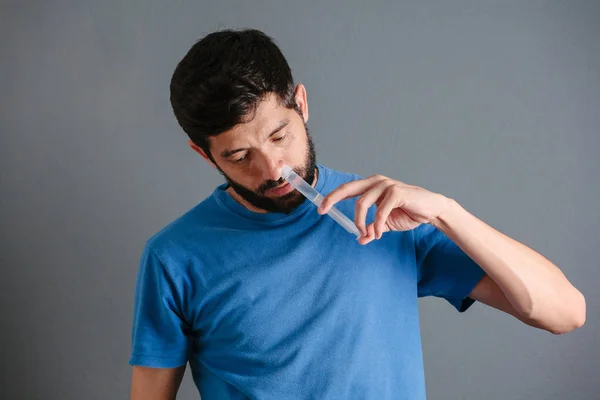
129, 29, 585, 399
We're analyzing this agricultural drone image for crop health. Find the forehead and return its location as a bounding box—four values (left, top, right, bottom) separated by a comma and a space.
210, 94, 287, 148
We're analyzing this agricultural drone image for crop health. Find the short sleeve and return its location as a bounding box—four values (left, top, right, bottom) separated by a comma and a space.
415, 224, 486, 312
128, 245, 191, 368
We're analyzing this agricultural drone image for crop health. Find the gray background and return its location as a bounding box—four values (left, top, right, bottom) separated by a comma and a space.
1, 1, 598, 399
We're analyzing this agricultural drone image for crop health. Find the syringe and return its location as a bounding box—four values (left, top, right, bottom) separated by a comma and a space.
281, 164, 361, 238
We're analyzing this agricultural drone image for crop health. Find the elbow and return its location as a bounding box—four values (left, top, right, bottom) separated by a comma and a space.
572, 289, 587, 330
522, 289, 586, 335
546, 289, 587, 335
552, 289, 586, 335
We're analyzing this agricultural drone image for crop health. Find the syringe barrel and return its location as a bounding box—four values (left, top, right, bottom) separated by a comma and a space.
281, 165, 361, 238
281, 165, 321, 204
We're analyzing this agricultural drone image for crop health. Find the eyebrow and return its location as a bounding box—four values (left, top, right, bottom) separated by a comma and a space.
220, 119, 290, 158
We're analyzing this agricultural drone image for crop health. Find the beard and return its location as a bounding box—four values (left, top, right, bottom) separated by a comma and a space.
218, 127, 317, 214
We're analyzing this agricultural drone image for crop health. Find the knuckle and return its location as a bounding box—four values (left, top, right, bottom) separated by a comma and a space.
378, 178, 392, 188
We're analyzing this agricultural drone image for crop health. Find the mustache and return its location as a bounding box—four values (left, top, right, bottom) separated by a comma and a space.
257, 178, 285, 194
257, 166, 310, 194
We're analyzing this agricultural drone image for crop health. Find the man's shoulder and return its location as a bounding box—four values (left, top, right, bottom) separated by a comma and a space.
144, 192, 221, 256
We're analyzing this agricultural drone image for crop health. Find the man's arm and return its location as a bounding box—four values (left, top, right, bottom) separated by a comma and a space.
130, 365, 186, 400
318, 174, 586, 335
434, 199, 586, 334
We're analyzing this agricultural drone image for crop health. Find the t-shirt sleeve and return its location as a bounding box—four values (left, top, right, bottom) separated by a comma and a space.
128, 245, 191, 368
414, 224, 487, 312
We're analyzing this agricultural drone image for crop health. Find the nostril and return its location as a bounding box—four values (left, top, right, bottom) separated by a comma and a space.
274, 160, 286, 179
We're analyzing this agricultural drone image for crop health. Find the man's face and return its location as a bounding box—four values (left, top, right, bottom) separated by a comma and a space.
201, 90, 317, 214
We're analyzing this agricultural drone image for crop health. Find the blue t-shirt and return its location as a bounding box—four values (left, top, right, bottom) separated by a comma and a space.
129, 164, 486, 399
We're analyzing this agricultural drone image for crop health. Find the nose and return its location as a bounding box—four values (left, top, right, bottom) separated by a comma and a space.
257, 155, 285, 182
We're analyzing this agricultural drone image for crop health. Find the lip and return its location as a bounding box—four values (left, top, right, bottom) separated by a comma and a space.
267, 181, 294, 196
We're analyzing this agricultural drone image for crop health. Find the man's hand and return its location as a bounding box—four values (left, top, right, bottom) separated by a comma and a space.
318, 174, 451, 244
318, 172, 585, 333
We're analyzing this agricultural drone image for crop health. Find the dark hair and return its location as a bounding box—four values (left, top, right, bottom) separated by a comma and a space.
169, 28, 297, 158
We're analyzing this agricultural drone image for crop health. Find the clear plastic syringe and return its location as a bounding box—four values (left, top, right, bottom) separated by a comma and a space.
281, 164, 361, 238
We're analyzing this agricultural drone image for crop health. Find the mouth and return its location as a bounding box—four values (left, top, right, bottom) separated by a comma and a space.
266, 181, 294, 197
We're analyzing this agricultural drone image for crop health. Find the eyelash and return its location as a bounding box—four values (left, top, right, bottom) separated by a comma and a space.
272, 134, 286, 142
231, 133, 288, 164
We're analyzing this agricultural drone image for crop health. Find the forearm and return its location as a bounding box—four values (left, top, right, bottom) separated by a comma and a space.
432, 198, 586, 334
130, 365, 185, 400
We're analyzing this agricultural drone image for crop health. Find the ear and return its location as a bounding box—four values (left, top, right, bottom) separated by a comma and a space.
294, 84, 309, 123
188, 140, 217, 169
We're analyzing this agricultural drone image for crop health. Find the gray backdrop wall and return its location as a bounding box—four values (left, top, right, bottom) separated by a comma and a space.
1, 1, 598, 399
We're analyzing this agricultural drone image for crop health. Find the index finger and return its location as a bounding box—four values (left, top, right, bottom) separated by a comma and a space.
318, 175, 387, 214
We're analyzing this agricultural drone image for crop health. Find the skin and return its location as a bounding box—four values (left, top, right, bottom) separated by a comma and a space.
193, 85, 317, 215
131, 83, 586, 399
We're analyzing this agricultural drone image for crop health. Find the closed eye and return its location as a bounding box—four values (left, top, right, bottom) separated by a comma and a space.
231, 154, 247, 164
271, 133, 287, 142
228, 131, 288, 164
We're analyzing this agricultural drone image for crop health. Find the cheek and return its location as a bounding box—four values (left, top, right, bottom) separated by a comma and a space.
230, 169, 265, 189
234, 173, 258, 188
287, 134, 308, 163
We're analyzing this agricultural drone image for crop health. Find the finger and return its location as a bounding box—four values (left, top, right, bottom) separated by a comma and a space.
354, 180, 395, 236
358, 223, 377, 245
318, 175, 387, 214
374, 188, 403, 239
